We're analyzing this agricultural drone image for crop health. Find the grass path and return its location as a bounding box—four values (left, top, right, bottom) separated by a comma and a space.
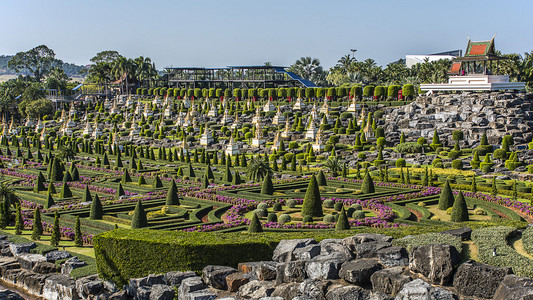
508, 234, 533, 260
462, 241, 478, 261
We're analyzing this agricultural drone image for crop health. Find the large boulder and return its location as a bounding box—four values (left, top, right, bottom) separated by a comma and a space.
409, 244, 461, 285
271, 282, 300, 299
225, 272, 251, 292
237, 280, 275, 299
17, 253, 47, 270
353, 242, 392, 259
395, 279, 454, 300
325, 284, 371, 300
453, 260, 511, 299
376, 246, 408, 267
0, 289, 24, 300
298, 279, 331, 300
276, 261, 307, 284
127, 274, 167, 298
42, 274, 79, 300
201, 265, 237, 290
293, 244, 321, 261
32, 261, 60, 274
305, 259, 342, 280
370, 267, 411, 297
339, 259, 382, 286
45, 251, 72, 262
178, 276, 207, 300
4, 269, 49, 296
75, 275, 105, 299
149, 284, 175, 300
165, 271, 196, 287
439, 227, 472, 241
255, 261, 277, 281
493, 274, 533, 300
9, 243, 36, 257
272, 239, 317, 262
315, 240, 353, 262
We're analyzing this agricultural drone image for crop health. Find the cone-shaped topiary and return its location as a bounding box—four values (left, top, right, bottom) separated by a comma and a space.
248, 212, 263, 233
121, 168, 132, 183
177, 167, 183, 177
31, 207, 43, 240
152, 175, 163, 188
317, 170, 327, 186
361, 170, 375, 194
232, 172, 242, 185
188, 162, 195, 177
451, 191, 469, 222
335, 207, 350, 230
204, 165, 214, 180
438, 180, 454, 210
102, 152, 110, 165
50, 157, 63, 182
138, 175, 146, 185
90, 194, 103, 220
165, 180, 180, 205
33, 172, 46, 192
82, 185, 92, 203
116, 182, 125, 199
62, 171, 72, 183
261, 173, 274, 195
74, 216, 83, 247
301, 175, 323, 217
471, 176, 477, 193
45, 192, 55, 209
223, 164, 233, 183
59, 182, 72, 198
202, 175, 209, 189
50, 212, 60, 246
131, 200, 148, 229
137, 159, 144, 171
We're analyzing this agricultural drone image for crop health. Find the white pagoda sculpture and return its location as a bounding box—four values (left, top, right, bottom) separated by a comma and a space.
69, 102, 77, 116
319, 97, 330, 114
293, 97, 306, 110
220, 108, 233, 125
312, 127, 325, 152
251, 122, 265, 147
272, 106, 285, 125
134, 100, 143, 115
270, 131, 282, 152
182, 96, 191, 109
83, 121, 93, 136
281, 118, 291, 139
263, 100, 275, 112
200, 124, 214, 146
92, 120, 103, 138
152, 95, 162, 107
230, 113, 240, 130
59, 110, 67, 123
305, 117, 317, 140
252, 106, 261, 125
207, 101, 218, 117
310, 103, 319, 120
35, 119, 44, 132
126, 96, 135, 108
143, 103, 153, 118
130, 118, 141, 136
347, 97, 360, 112
225, 135, 240, 156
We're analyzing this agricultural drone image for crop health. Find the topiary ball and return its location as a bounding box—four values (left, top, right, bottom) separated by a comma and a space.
287, 200, 297, 208
323, 214, 335, 223
352, 211, 365, 219
323, 199, 334, 208
279, 214, 291, 224
446, 207, 453, 215
257, 202, 269, 210
267, 213, 278, 222
351, 203, 362, 211
347, 207, 356, 218
253, 208, 268, 218
273, 202, 283, 211
302, 215, 313, 223
334, 202, 343, 212
418, 202, 426, 207
474, 208, 485, 215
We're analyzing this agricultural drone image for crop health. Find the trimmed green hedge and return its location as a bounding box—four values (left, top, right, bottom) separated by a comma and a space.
472, 226, 533, 277
393, 232, 462, 252
522, 226, 533, 256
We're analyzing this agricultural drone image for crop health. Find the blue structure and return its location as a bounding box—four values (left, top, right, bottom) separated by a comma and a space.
165, 65, 317, 89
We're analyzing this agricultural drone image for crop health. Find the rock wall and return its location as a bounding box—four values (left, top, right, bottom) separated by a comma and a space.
384, 91, 533, 147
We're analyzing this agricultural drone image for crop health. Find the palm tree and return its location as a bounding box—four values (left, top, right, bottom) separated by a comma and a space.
325, 156, 342, 177
59, 142, 76, 162
112, 57, 134, 94
0, 180, 20, 210
246, 156, 273, 182
289, 57, 324, 82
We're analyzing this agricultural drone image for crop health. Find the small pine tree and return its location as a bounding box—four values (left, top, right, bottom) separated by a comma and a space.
317, 170, 327, 186
248, 212, 263, 233
165, 180, 180, 205
33, 172, 46, 192
451, 191, 469, 222
14, 203, 23, 235
50, 212, 60, 247
74, 216, 83, 247
204, 165, 214, 180
422, 167, 429, 186
471, 176, 477, 193
232, 171, 242, 185
301, 175, 323, 217
261, 173, 274, 195
202, 175, 209, 189
121, 169, 132, 183
31, 207, 43, 240
335, 207, 350, 230
438, 181, 454, 210
90, 194, 103, 220
223, 164, 233, 183
188, 162, 196, 177
491, 177, 497, 196
400, 132, 406, 144
131, 201, 148, 229
177, 167, 183, 176
361, 170, 375, 193
82, 185, 92, 203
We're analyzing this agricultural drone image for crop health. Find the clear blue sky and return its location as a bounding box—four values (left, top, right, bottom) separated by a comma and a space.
1, 0, 532, 70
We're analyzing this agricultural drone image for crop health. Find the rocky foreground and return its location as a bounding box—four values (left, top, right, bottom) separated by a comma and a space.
2, 230, 533, 299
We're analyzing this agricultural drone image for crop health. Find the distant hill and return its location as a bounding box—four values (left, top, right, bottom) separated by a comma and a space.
0, 55, 87, 77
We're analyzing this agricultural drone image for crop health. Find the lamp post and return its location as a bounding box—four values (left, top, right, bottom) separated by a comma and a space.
350, 49, 357, 60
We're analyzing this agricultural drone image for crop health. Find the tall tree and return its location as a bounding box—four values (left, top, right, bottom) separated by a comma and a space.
8, 45, 62, 82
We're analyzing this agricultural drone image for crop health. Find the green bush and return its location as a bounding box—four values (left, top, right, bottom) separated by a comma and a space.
334, 202, 343, 212
323, 199, 334, 208
451, 159, 463, 170
352, 211, 365, 219
396, 142, 422, 154
395, 158, 406, 167
278, 214, 291, 224
351, 203, 362, 211
393, 233, 462, 252
323, 214, 335, 223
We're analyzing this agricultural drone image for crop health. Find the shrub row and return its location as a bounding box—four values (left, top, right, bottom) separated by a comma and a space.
392, 232, 462, 253
471, 226, 533, 278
